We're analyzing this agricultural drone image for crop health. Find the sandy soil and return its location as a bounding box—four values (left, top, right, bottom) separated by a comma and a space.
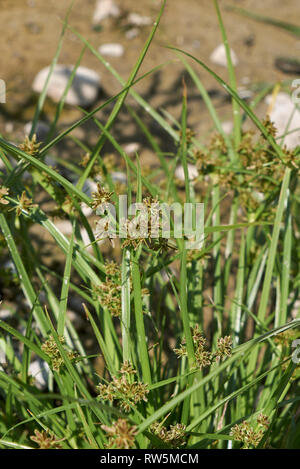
0, 0, 299, 141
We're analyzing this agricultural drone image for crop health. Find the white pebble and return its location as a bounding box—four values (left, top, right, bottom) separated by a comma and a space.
175, 164, 198, 182
98, 43, 124, 58
265, 92, 300, 149
222, 121, 234, 135
210, 44, 238, 68
33, 65, 101, 107
125, 28, 139, 40
29, 359, 50, 390
93, 0, 120, 24
123, 142, 140, 155
127, 12, 152, 27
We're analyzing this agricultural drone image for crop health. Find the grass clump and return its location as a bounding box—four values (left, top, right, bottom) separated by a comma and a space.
0, 0, 299, 450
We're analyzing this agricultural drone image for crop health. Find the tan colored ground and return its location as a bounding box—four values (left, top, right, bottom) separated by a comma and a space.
0, 0, 299, 142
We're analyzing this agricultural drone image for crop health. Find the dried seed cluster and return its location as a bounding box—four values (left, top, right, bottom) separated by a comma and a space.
97, 361, 149, 412
93, 260, 122, 317
30, 429, 62, 449
19, 134, 42, 156
41, 335, 78, 373
194, 123, 300, 219
101, 418, 138, 449
121, 197, 171, 252
230, 413, 270, 449
92, 183, 114, 209
10, 190, 37, 217
174, 325, 232, 369
150, 422, 186, 448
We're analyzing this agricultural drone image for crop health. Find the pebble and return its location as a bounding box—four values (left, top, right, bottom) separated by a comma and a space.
175, 164, 198, 182
80, 180, 98, 218
54, 220, 73, 236
123, 142, 141, 155
24, 120, 50, 142
125, 28, 139, 40
265, 92, 300, 149
4, 260, 17, 275
127, 13, 152, 27
93, 0, 120, 24
291, 299, 300, 319
238, 87, 253, 100
210, 44, 238, 68
111, 171, 127, 184
98, 43, 124, 58
32, 65, 101, 107
5, 122, 14, 134
0, 309, 13, 320
29, 359, 50, 390
222, 121, 234, 135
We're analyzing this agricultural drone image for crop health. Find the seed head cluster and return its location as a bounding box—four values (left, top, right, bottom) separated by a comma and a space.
41, 335, 78, 373
150, 422, 186, 448
230, 414, 270, 449
97, 361, 149, 412
174, 325, 232, 369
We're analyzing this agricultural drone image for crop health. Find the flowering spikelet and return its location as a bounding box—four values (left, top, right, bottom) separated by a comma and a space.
41, 335, 78, 373
92, 183, 113, 209
30, 429, 63, 449
0, 187, 9, 206
214, 336, 233, 362
151, 422, 186, 448
101, 419, 137, 449
174, 325, 232, 370
97, 362, 149, 412
230, 414, 270, 449
19, 134, 42, 156
93, 260, 122, 317
10, 190, 37, 217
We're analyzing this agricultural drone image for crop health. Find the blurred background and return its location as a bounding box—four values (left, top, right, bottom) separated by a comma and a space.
0, 0, 300, 143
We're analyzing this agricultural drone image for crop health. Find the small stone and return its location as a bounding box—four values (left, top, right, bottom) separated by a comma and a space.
111, 171, 127, 184
54, 220, 73, 236
222, 121, 234, 135
175, 164, 198, 182
79, 228, 94, 252
24, 121, 50, 142
123, 142, 140, 155
81, 180, 98, 218
265, 92, 300, 149
29, 359, 50, 390
32, 65, 101, 107
98, 43, 124, 58
93, 0, 120, 24
238, 87, 253, 100
4, 260, 17, 275
291, 299, 300, 319
125, 28, 139, 40
0, 309, 13, 320
127, 12, 152, 27
83, 179, 98, 198
210, 44, 238, 68
5, 122, 14, 133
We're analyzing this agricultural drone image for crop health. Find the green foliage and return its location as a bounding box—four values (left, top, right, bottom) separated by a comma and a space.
0, 0, 299, 450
